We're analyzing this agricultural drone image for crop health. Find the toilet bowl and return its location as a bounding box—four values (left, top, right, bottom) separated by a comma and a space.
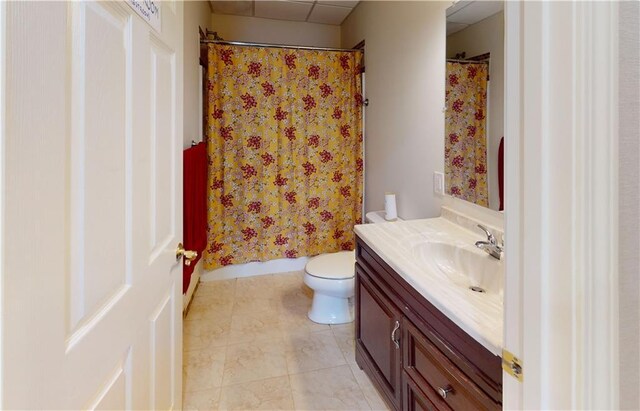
303, 250, 356, 324
303, 212, 402, 324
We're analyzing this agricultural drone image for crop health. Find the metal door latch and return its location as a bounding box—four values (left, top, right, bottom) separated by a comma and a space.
502, 349, 523, 382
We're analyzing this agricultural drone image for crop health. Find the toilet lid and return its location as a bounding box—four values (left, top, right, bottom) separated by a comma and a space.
305, 250, 356, 280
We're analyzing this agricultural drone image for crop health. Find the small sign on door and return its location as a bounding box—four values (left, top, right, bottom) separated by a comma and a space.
127, 0, 161, 33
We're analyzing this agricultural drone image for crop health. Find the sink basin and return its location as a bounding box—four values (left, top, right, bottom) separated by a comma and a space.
412, 242, 503, 296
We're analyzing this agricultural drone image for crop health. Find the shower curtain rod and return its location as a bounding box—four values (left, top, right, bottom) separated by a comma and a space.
446, 58, 489, 64
200, 39, 361, 53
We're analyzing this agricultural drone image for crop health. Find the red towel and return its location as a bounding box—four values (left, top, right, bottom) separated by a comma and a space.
498, 137, 504, 211
183, 142, 207, 294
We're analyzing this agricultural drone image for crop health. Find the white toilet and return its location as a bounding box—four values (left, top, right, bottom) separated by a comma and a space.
304, 251, 356, 324
303, 211, 400, 324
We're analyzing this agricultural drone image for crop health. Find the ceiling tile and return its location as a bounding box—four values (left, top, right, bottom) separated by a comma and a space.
446, 0, 472, 17
307, 3, 353, 25
317, 0, 359, 7
210, 1, 254, 16
254, 1, 313, 22
447, 0, 503, 25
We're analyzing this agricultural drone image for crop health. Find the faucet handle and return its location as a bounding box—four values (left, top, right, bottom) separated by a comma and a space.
477, 224, 496, 244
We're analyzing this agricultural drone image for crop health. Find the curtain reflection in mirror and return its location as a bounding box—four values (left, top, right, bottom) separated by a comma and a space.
444, 61, 489, 207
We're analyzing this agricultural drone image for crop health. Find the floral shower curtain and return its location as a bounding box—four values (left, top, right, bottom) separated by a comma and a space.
203, 44, 364, 270
444, 61, 489, 207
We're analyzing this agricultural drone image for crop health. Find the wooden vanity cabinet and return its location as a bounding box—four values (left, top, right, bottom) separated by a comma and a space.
355, 236, 502, 411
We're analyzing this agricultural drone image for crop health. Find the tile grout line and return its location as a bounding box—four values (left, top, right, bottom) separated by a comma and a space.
285, 365, 298, 410
330, 324, 383, 410
214, 385, 223, 410
330, 325, 351, 366
286, 362, 352, 379
348, 364, 390, 411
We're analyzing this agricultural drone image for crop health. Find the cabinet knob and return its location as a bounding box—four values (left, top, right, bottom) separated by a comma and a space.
438, 386, 453, 399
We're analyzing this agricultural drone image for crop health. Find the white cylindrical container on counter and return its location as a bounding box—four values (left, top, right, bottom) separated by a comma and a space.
384, 193, 398, 221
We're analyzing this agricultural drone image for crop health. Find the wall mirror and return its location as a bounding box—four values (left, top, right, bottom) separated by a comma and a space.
445, 1, 504, 211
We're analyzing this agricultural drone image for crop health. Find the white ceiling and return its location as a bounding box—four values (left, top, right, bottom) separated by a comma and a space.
446, 1, 503, 35
209, 0, 360, 26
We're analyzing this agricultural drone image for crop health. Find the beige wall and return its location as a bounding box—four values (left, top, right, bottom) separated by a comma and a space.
211, 14, 340, 48
183, 1, 211, 148
619, 1, 639, 409
446, 11, 504, 211
341, 1, 448, 219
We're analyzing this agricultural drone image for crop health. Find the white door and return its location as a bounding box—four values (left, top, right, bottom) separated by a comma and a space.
503, 1, 619, 409
1, 1, 184, 409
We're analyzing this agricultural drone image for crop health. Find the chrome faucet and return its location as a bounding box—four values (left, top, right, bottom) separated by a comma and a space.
475, 224, 503, 260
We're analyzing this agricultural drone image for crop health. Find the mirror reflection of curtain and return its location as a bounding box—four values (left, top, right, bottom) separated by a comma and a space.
444, 61, 489, 207
203, 44, 364, 270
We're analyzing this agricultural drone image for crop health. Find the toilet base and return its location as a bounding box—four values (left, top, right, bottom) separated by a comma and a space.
307, 293, 353, 324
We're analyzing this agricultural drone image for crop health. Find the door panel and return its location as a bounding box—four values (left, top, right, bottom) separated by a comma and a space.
90, 349, 132, 410
149, 35, 176, 260
149, 290, 175, 410
2, 1, 183, 409
69, 0, 132, 332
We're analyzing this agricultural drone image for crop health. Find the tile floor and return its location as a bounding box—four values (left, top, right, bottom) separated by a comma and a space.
182, 271, 390, 411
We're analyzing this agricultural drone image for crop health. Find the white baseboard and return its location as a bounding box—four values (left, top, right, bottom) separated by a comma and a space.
200, 256, 310, 282
183, 261, 202, 311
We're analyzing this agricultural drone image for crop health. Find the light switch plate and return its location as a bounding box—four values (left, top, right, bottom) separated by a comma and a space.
433, 171, 445, 195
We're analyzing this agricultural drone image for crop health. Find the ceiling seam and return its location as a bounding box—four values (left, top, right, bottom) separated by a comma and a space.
304, 1, 317, 23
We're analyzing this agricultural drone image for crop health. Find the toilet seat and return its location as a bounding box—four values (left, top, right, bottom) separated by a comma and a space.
305, 250, 355, 280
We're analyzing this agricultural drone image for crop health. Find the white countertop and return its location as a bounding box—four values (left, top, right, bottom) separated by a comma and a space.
354, 217, 503, 356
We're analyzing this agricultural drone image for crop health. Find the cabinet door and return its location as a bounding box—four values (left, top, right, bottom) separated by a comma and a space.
355, 264, 402, 409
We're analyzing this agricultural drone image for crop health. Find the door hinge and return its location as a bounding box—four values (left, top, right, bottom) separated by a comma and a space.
502, 349, 523, 382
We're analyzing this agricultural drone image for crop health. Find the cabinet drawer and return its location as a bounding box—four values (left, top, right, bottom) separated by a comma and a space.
403, 371, 451, 411
404, 320, 500, 411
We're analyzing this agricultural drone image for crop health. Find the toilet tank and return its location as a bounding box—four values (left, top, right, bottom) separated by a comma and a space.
365, 211, 403, 224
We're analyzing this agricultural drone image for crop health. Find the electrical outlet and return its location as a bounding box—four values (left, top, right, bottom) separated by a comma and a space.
433, 172, 445, 195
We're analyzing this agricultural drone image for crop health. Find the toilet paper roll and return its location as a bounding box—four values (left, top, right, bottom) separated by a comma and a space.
384, 193, 398, 221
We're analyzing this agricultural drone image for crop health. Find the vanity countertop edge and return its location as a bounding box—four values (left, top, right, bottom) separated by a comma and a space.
354, 217, 504, 357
